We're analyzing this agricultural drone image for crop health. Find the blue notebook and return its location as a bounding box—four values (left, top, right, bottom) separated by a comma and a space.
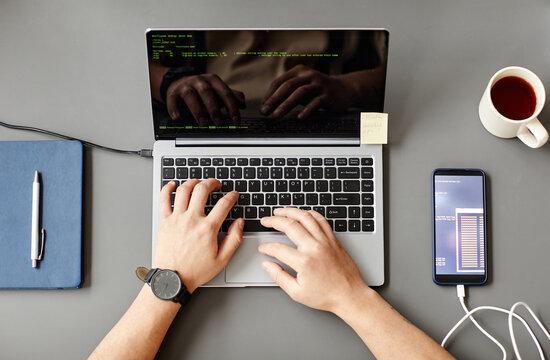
0, 140, 83, 289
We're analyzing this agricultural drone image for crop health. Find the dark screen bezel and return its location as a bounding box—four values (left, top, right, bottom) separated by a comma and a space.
432, 168, 488, 285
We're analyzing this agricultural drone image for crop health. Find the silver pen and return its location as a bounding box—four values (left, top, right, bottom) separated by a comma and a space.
31, 170, 45, 268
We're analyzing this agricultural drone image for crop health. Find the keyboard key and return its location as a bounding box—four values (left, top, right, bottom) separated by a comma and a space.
313, 206, 325, 216
330, 180, 342, 192
338, 167, 360, 178
325, 167, 337, 179
273, 158, 285, 166
249, 180, 261, 192
238, 194, 251, 205
311, 167, 323, 178
303, 180, 315, 192
262, 180, 274, 192
320, 193, 332, 205
262, 158, 273, 166
343, 180, 360, 192
244, 167, 256, 179
279, 193, 291, 205
266, 194, 278, 205
289, 180, 301, 192
200, 158, 211, 166
333, 193, 360, 205
362, 206, 374, 218
257, 167, 269, 179
316, 180, 328, 192
300, 206, 312, 211
170, 192, 175, 205
225, 158, 236, 166
230, 167, 243, 179
292, 193, 305, 205
163, 167, 175, 179
335, 220, 347, 232
231, 206, 244, 219
349, 220, 361, 232
327, 220, 334, 229
327, 207, 347, 218
210, 193, 223, 205
349, 158, 360, 166
362, 220, 374, 232
299, 158, 310, 166
176, 158, 186, 166
284, 167, 297, 179
176, 167, 188, 179
275, 180, 287, 192
235, 180, 247, 192
312, 158, 322, 165
336, 158, 347, 166
163, 158, 174, 166
252, 193, 264, 205
188, 158, 199, 166
245, 207, 257, 219
213, 158, 224, 166
250, 158, 261, 166
204, 206, 213, 215
162, 180, 171, 187
221, 220, 232, 232
349, 207, 361, 218
217, 167, 229, 179
287, 158, 298, 165
361, 167, 374, 179
243, 220, 273, 232
298, 167, 310, 179
203, 167, 216, 178
362, 193, 374, 205
324, 158, 335, 166
190, 167, 202, 179
362, 180, 374, 192
221, 180, 234, 192
271, 167, 283, 179
237, 158, 248, 166
259, 207, 271, 218
361, 158, 373, 166
306, 193, 318, 205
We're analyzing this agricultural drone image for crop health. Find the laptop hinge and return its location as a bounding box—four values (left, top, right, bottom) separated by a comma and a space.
175, 137, 360, 147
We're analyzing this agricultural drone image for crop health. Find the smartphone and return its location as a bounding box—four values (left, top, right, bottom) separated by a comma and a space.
432, 169, 488, 285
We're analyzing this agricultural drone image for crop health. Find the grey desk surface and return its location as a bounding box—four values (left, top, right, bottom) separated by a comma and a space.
1, 1, 549, 359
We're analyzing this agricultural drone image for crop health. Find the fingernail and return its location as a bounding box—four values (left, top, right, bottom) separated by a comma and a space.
261, 261, 269, 271
260, 105, 269, 114
239, 218, 245, 229
273, 108, 282, 118
171, 112, 179, 120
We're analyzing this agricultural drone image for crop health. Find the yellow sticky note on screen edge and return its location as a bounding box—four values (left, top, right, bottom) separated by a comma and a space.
360, 112, 388, 144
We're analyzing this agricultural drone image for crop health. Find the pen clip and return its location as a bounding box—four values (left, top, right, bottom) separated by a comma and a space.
38, 228, 45, 261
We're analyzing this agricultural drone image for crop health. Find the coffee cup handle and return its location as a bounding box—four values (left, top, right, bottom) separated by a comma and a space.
517, 119, 549, 148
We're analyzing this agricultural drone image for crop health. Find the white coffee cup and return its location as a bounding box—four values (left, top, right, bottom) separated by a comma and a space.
479, 66, 548, 148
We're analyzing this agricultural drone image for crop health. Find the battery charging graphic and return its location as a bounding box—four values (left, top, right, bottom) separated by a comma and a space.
455, 208, 485, 273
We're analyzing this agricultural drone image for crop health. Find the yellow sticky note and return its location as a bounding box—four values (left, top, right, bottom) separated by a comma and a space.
360, 112, 388, 144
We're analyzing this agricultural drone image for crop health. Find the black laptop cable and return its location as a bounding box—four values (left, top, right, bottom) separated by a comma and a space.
0, 120, 153, 158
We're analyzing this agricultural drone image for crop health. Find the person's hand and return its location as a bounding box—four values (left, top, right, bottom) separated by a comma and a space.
166, 74, 246, 126
258, 207, 368, 314
153, 178, 244, 293
260, 64, 358, 120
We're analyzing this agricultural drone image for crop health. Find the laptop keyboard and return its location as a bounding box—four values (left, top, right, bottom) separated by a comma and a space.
161, 157, 375, 233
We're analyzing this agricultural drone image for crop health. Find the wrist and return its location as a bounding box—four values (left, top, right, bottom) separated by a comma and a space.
331, 282, 376, 321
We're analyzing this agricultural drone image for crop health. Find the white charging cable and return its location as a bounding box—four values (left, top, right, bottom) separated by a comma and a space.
441, 285, 550, 360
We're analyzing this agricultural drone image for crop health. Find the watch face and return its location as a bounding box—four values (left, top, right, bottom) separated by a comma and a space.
151, 270, 182, 300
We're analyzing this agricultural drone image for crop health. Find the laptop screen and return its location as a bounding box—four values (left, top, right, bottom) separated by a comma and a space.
146, 29, 389, 140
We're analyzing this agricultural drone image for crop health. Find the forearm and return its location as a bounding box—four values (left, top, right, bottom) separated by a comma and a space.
89, 285, 180, 360
334, 285, 454, 360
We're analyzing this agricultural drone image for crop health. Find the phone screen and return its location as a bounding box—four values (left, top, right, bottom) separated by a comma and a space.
432, 169, 487, 285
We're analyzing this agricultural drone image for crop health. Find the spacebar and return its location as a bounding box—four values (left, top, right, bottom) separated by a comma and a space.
222, 220, 276, 232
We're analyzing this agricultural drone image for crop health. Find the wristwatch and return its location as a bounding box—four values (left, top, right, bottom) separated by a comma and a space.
136, 267, 191, 305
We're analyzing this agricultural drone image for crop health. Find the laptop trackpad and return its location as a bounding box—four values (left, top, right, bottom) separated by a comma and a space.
226, 235, 296, 284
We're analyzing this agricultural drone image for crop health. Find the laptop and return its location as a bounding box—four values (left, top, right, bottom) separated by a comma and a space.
147, 28, 388, 286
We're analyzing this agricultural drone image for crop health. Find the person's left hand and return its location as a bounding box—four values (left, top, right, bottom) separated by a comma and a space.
260, 64, 357, 120
153, 178, 244, 293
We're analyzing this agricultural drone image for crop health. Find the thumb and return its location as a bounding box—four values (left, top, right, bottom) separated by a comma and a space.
261, 260, 299, 297
217, 218, 244, 265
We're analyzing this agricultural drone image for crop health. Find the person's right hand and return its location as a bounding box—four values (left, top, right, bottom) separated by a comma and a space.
166, 74, 246, 126
258, 207, 369, 314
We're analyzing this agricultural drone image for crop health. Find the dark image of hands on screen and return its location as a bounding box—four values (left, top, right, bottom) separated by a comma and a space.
164, 65, 377, 126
